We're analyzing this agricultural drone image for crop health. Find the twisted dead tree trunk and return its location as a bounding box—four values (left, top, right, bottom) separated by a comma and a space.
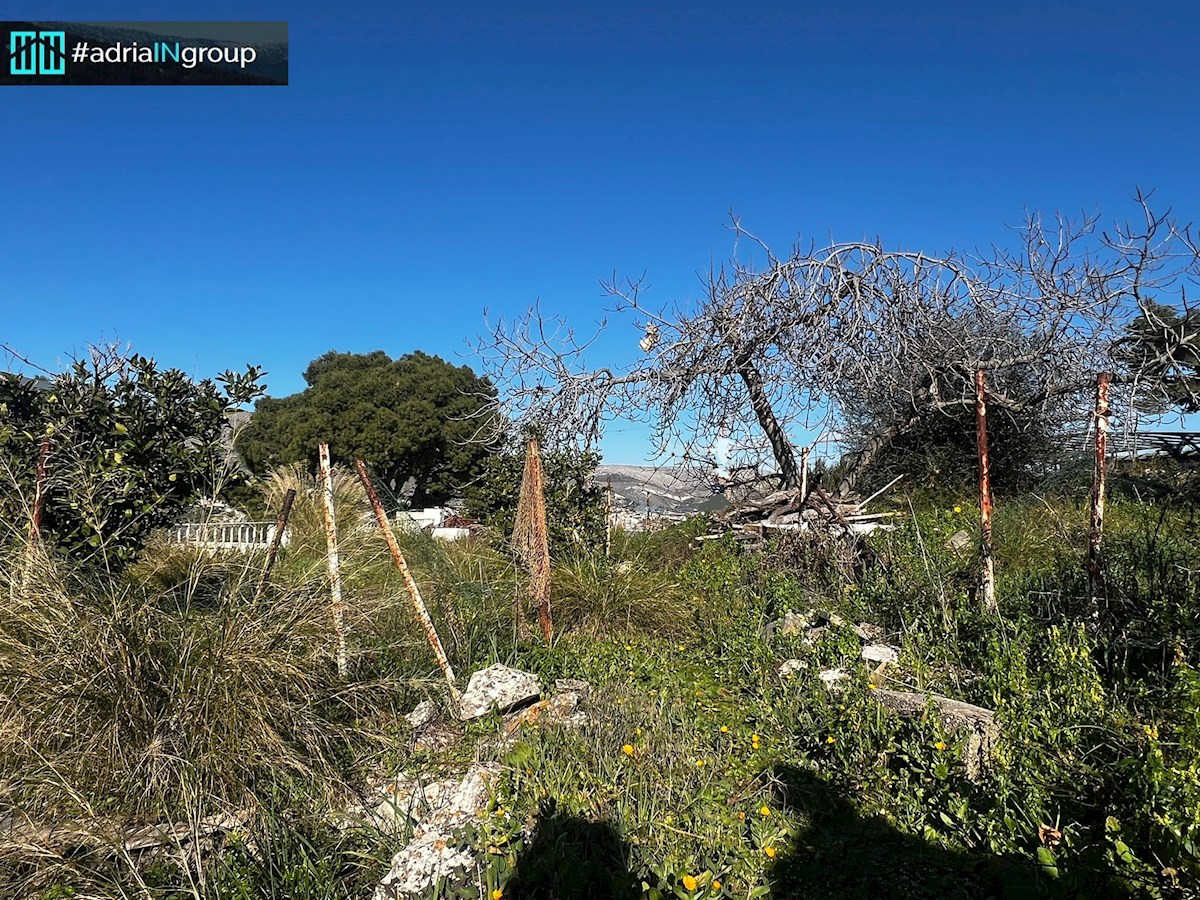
736, 359, 800, 489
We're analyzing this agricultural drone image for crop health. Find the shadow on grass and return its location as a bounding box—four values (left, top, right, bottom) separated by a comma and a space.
767, 765, 1133, 899
504, 800, 639, 900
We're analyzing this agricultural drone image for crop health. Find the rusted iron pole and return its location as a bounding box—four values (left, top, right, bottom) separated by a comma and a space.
254, 488, 295, 601
355, 459, 462, 706
605, 476, 613, 558
974, 369, 997, 614
513, 438, 553, 643
319, 443, 348, 678
28, 435, 50, 546
1088, 372, 1112, 612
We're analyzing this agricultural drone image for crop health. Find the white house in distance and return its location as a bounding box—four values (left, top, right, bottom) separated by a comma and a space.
393, 506, 471, 541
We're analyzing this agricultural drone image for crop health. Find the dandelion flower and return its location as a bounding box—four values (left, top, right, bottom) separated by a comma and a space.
720, 725, 730, 733
764, 846, 777, 858
696, 758, 706, 767
759, 805, 771, 817
953, 505, 962, 513
826, 735, 836, 744
622, 744, 635, 756
934, 740, 946, 751
712, 880, 722, 890
492, 891, 503, 900
682, 874, 699, 891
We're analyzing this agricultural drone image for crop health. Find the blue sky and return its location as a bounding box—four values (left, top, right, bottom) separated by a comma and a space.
3, 1, 1199, 462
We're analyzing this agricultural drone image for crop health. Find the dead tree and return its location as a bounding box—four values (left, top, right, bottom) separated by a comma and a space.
475, 196, 1200, 494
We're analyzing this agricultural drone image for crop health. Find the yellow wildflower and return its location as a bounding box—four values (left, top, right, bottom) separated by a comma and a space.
737, 811, 746, 820
826, 735, 836, 744
712, 880, 722, 890
622, 744, 635, 756
696, 758, 706, 767
492, 890, 503, 900
720, 725, 730, 733
764, 846, 777, 858
953, 505, 962, 513
759, 805, 771, 817
934, 740, 946, 751
682, 874, 699, 891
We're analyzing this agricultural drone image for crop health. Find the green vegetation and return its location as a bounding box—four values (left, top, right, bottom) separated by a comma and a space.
0, 350, 264, 566
238, 351, 498, 507
2, 466, 1198, 898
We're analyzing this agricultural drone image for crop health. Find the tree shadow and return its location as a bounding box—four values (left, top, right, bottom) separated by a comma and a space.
766, 765, 1134, 899
503, 799, 640, 900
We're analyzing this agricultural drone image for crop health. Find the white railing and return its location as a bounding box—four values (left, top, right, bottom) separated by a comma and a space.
167, 521, 288, 551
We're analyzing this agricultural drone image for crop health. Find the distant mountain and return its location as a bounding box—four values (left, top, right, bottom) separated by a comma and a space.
594, 464, 729, 518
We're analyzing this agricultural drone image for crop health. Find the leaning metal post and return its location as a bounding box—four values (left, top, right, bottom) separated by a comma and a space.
974, 369, 997, 614
355, 459, 462, 707
1088, 372, 1112, 614
319, 443, 348, 678
255, 487, 295, 601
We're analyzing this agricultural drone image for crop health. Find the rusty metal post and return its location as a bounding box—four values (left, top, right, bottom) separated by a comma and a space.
1088, 372, 1112, 612
513, 437, 552, 643
319, 443, 348, 677
355, 459, 462, 706
28, 435, 50, 546
254, 488, 295, 601
974, 369, 997, 613
21, 435, 51, 590
605, 476, 613, 558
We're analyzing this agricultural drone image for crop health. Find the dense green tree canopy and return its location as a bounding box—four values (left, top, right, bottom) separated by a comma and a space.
0, 349, 264, 565
238, 351, 498, 506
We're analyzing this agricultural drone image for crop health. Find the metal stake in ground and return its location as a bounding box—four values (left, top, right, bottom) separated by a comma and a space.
255, 488, 295, 602
1088, 372, 1112, 615
319, 443, 348, 678
354, 459, 463, 707
513, 436, 553, 643
605, 476, 613, 558
28, 435, 50, 546
974, 369, 997, 614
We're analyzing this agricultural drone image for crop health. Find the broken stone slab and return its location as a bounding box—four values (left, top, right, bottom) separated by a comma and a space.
861, 644, 900, 665
404, 700, 439, 731
459, 664, 542, 720
818, 667, 849, 689
372, 763, 501, 899
853, 622, 884, 642
760, 610, 817, 641
945, 530, 972, 552
554, 678, 592, 697
802, 625, 828, 645
871, 689, 998, 781
505, 689, 588, 732
777, 659, 807, 678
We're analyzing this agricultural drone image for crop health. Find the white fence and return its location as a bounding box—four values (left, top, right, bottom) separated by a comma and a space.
167, 521, 288, 552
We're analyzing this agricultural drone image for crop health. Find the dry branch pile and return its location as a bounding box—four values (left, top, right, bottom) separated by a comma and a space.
702, 482, 901, 545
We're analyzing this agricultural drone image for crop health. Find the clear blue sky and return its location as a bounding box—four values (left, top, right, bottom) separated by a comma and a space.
4, 1, 1199, 462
